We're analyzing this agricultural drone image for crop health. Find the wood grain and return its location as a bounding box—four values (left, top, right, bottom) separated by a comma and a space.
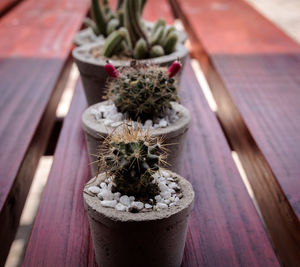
22, 82, 97, 267
0, 0, 89, 264
0, 0, 21, 17
171, 0, 300, 265
170, 0, 300, 55
180, 61, 279, 266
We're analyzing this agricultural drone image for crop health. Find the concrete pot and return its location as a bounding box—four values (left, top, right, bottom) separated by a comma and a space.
74, 22, 187, 47
73, 42, 188, 106
82, 101, 191, 177
83, 171, 194, 267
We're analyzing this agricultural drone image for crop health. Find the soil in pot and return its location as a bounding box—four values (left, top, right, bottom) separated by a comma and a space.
82, 101, 191, 176
83, 170, 194, 267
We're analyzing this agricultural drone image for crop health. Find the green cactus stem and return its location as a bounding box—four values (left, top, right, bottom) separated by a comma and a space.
124, 0, 149, 49
99, 124, 166, 200
163, 31, 178, 54
91, 0, 107, 36
101, 29, 127, 57
150, 45, 165, 58
133, 38, 148, 59
106, 18, 120, 35
151, 18, 166, 36
84, 17, 100, 36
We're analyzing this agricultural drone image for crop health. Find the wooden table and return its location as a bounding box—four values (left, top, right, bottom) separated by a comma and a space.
0, 0, 299, 266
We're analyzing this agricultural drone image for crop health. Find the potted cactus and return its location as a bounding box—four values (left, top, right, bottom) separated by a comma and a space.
82, 61, 191, 176
73, 0, 188, 106
83, 124, 194, 267
74, 0, 186, 46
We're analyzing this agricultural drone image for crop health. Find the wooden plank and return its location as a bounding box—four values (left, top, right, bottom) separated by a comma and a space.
0, 0, 21, 17
22, 61, 279, 267
0, 0, 89, 264
180, 61, 279, 266
171, 0, 300, 265
22, 82, 97, 267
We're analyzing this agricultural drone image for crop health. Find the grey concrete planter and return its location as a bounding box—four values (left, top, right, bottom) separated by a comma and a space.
83, 171, 194, 267
74, 22, 187, 47
82, 101, 191, 176
73, 42, 188, 106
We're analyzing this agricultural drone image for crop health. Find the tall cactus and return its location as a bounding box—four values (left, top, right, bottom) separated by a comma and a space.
91, 0, 107, 36
101, 0, 179, 59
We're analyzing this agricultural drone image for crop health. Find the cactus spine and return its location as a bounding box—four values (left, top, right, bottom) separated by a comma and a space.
99, 124, 166, 200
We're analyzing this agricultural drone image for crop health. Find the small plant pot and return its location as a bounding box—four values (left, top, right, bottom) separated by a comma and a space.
83, 171, 194, 267
82, 101, 191, 176
73, 42, 188, 106
74, 22, 187, 47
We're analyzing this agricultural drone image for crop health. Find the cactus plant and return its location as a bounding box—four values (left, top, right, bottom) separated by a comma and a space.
105, 61, 181, 122
101, 0, 179, 59
98, 124, 167, 201
86, 0, 125, 37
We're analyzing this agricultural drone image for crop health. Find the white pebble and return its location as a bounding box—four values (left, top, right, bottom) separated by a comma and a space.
98, 189, 114, 200
161, 191, 171, 199
129, 196, 135, 201
100, 182, 107, 189
101, 200, 117, 208
159, 119, 168, 128
144, 120, 153, 128
120, 195, 130, 206
157, 203, 168, 209
159, 182, 169, 192
169, 182, 180, 190
88, 186, 100, 194
145, 203, 152, 209
161, 170, 170, 177
131, 201, 144, 210
163, 199, 171, 204
174, 197, 179, 202
114, 192, 121, 201
115, 203, 127, 211
155, 195, 162, 202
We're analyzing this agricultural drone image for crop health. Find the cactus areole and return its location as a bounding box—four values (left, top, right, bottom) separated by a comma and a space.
105, 61, 180, 122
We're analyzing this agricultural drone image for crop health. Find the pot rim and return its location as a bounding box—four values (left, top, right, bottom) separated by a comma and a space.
83, 170, 194, 224
81, 100, 191, 139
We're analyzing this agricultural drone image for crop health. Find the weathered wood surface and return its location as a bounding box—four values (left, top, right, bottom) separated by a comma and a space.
171, 0, 300, 265
0, 0, 89, 265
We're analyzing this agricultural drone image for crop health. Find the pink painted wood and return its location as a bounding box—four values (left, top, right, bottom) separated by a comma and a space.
0, 0, 89, 264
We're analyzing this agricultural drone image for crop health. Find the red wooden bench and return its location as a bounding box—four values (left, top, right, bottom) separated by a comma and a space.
21, 0, 279, 266
171, 0, 300, 265
0, 0, 89, 265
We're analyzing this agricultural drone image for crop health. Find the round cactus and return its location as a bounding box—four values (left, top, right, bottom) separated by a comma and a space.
105, 62, 179, 122
99, 124, 166, 200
